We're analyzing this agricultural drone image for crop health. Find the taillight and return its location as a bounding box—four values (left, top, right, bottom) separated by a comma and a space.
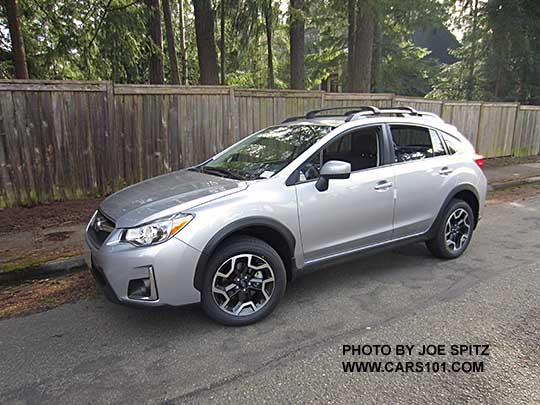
473, 153, 484, 169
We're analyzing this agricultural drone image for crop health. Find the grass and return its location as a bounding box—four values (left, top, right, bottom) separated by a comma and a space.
0, 252, 83, 273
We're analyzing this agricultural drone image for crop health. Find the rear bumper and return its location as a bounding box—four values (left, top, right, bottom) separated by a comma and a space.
85, 232, 202, 308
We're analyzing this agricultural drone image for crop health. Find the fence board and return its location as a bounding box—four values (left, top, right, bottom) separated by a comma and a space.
441, 102, 482, 147
323, 93, 393, 109
477, 103, 518, 157
394, 96, 444, 116
513, 106, 540, 157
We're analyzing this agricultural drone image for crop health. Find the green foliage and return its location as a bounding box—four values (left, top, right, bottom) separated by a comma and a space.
302, 0, 447, 94
1, 0, 535, 103
430, 0, 540, 104
303, 0, 347, 90
373, 14, 442, 96
2, 0, 150, 82
220, 0, 290, 88
484, 0, 540, 104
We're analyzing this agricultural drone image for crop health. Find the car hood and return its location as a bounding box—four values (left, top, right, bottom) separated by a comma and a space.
100, 169, 248, 228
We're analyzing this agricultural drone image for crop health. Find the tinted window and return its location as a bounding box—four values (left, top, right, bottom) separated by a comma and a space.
441, 132, 463, 155
391, 125, 434, 162
430, 130, 447, 157
298, 153, 321, 182
298, 126, 381, 181
323, 126, 380, 171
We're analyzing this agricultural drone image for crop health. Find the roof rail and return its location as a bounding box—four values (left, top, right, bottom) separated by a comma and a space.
345, 106, 443, 122
305, 106, 381, 119
281, 115, 306, 123
280, 106, 382, 124
281, 105, 442, 124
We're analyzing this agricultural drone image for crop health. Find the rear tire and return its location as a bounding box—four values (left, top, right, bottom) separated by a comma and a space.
426, 199, 474, 259
201, 236, 286, 326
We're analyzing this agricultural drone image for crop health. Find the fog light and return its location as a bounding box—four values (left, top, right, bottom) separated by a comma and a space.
128, 278, 150, 298
127, 267, 158, 300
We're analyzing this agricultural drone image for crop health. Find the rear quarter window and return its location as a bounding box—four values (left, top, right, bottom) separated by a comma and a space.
440, 131, 465, 154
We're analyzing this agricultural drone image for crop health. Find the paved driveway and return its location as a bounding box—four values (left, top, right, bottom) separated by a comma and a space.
2, 196, 540, 403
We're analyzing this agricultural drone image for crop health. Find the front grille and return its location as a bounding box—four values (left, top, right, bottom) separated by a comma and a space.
88, 211, 115, 248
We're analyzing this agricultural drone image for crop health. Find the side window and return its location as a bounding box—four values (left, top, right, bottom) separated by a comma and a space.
323, 126, 380, 171
298, 153, 321, 182
390, 125, 434, 162
430, 129, 447, 157
326, 132, 351, 154
298, 126, 381, 182
440, 132, 463, 155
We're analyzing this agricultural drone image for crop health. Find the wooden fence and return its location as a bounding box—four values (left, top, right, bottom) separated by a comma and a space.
0, 80, 539, 207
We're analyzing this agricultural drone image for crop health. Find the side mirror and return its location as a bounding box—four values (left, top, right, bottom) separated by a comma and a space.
315, 160, 351, 192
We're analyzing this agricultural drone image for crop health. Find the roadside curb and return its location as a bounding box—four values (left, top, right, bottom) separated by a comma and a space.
488, 175, 540, 192
0, 256, 86, 285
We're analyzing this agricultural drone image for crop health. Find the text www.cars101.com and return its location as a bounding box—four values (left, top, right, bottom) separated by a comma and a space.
341, 344, 489, 373
342, 360, 484, 373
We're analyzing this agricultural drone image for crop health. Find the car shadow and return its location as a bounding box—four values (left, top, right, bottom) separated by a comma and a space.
94, 241, 440, 333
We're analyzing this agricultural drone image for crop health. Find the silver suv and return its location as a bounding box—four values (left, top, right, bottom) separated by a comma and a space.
86, 106, 487, 325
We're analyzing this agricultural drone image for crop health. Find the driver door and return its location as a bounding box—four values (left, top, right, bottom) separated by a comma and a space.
294, 125, 395, 264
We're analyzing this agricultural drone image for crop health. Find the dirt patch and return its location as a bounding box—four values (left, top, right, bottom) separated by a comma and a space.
0, 271, 97, 319
0, 198, 101, 233
0, 198, 102, 271
487, 182, 540, 205
484, 155, 540, 168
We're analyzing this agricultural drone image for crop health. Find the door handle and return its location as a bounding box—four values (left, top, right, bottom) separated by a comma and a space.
374, 180, 393, 191
439, 167, 453, 176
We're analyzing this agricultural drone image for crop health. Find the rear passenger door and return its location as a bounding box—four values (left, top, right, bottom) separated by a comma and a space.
390, 124, 455, 238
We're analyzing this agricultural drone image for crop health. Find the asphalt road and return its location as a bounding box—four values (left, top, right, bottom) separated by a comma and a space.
2, 196, 540, 404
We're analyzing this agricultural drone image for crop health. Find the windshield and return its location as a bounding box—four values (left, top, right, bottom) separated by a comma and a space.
200, 125, 333, 180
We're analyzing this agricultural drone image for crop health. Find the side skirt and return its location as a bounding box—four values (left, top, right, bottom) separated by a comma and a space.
300, 232, 428, 272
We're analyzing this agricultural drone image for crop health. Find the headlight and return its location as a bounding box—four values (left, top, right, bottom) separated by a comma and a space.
123, 214, 193, 246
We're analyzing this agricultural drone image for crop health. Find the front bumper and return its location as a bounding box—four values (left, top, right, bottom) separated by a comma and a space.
86, 232, 202, 308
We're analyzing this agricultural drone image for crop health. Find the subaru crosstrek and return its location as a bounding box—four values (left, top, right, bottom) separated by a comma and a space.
86, 106, 487, 325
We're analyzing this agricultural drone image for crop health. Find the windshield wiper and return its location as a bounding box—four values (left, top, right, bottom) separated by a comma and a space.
201, 166, 245, 180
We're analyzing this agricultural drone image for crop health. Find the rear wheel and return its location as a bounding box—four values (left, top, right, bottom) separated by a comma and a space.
201, 236, 286, 326
426, 199, 474, 259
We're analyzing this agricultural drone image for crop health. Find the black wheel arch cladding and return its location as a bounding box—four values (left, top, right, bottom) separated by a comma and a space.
427, 183, 480, 240
193, 217, 296, 291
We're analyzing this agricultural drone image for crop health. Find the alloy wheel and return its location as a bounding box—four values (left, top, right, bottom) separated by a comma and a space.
212, 254, 275, 316
444, 208, 471, 252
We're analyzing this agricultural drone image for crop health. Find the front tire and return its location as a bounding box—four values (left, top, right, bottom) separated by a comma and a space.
201, 236, 287, 326
426, 199, 475, 259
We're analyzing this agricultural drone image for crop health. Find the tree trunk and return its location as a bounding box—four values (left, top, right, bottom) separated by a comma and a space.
193, 0, 219, 85
289, 0, 305, 89
371, 15, 383, 92
3, 0, 28, 79
263, 1, 275, 89
146, 0, 164, 84
465, 0, 479, 100
178, 0, 188, 84
220, 0, 226, 85
347, 0, 356, 92
162, 0, 180, 84
348, 1, 375, 93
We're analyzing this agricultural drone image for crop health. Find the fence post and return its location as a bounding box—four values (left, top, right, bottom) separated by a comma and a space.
105, 81, 117, 192
389, 93, 396, 107
511, 102, 521, 157
228, 87, 239, 143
